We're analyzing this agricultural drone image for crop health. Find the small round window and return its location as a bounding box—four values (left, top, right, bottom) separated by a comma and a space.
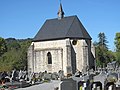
72, 40, 77, 45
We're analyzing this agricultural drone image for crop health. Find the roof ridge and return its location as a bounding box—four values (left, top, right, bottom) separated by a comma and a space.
77, 17, 92, 40
46, 15, 76, 21
65, 16, 76, 37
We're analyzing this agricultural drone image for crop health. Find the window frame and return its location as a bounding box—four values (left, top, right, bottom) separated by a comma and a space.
47, 52, 52, 64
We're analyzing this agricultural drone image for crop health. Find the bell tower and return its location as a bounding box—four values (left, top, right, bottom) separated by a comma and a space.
57, 3, 64, 19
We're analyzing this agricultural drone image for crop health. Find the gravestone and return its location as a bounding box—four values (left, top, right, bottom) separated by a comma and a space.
83, 75, 90, 81
91, 82, 102, 90
27, 72, 33, 83
74, 71, 82, 77
43, 73, 51, 81
107, 72, 118, 82
72, 76, 83, 90
104, 82, 116, 90
51, 72, 58, 80
1, 71, 8, 79
22, 70, 27, 79
60, 78, 77, 90
58, 70, 64, 80
115, 79, 120, 90
11, 69, 18, 81
18, 70, 23, 79
94, 71, 107, 89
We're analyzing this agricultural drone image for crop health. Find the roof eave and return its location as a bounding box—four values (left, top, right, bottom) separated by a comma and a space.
33, 37, 92, 42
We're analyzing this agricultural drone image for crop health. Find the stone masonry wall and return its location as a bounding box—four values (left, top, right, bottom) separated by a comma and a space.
28, 38, 95, 75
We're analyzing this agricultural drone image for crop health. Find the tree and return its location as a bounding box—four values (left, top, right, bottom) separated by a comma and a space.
0, 37, 7, 56
114, 32, 120, 52
0, 38, 32, 72
6, 38, 21, 51
98, 32, 108, 49
18, 39, 32, 70
115, 52, 120, 64
114, 33, 120, 63
95, 45, 108, 67
95, 32, 110, 67
0, 49, 18, 71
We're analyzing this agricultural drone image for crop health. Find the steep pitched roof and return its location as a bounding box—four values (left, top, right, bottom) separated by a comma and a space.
33, 15, 92, 41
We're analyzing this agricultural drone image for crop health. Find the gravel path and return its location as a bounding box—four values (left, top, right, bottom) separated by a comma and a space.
16, 80, 61, 90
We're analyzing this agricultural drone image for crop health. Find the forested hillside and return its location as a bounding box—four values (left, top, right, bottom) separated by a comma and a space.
0, 37, 32, 72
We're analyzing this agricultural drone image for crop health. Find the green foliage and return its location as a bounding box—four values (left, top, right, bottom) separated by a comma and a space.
107, 50, 116, 62
0, 37, 32, 72
114, 33, 120, 64
95, 32, 115, 67
115, 52, 120, 64
0, 37, 7, 56
95, 45, 107, 67
5, 38, 22, 51
98, 32, 108, 49
114, 32, 120, 52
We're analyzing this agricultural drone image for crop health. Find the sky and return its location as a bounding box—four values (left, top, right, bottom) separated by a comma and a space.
0, 0, 120, 51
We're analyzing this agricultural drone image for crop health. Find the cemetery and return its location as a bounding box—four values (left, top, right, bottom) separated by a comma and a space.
0, 1, 120, 90
0, 62, 120, 90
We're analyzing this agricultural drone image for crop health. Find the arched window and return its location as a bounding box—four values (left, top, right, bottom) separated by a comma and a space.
47, 52, 52, 64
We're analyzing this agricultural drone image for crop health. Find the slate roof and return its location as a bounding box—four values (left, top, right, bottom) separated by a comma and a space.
33, 15, 92, 41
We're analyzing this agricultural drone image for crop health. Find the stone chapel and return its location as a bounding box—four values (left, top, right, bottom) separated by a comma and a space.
27, 3, 95, 76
